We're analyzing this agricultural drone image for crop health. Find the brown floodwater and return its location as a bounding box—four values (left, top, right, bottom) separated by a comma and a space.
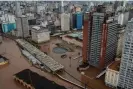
0, 38, 79, 89
0, 37, 112, 89
39, 37, 112, 89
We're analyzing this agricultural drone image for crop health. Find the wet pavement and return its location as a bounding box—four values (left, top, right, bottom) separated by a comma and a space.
0, 38, 79, 89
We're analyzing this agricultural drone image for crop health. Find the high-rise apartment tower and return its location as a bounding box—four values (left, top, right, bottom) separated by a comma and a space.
82, 7, 118, 69
117, 18, 133, 89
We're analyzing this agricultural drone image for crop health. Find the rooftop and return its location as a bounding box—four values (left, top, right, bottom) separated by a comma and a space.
108, 60, 121, 71
32, 26, 49, 32
16, 39, 64, 72
14, 69, 66, 89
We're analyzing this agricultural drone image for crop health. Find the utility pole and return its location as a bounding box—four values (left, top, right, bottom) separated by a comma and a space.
84, 83, 87, 89
69, 56, 71, 67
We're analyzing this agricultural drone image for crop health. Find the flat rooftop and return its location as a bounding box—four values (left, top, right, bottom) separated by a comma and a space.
14, 69, 66, 89
108, 60, 120, 71
16, 39, 64, 72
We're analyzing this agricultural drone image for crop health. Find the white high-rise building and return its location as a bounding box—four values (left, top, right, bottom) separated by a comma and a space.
61, 13, 70, 31
118, 12, 129, 26
16, 2, 22, 17
117, 18, 133, 89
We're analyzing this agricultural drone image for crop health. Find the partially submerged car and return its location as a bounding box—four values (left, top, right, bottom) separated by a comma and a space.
0, 55, 9, 66
61, 54, 67, 59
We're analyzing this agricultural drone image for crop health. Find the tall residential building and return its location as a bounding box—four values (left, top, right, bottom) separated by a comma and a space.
16, 16, 29, 37
61, 13, 70, 31
129, 9, 133, 21
104, 18, 118, 67
117, 19, 133, 89
88, 12, 105, 68
82, 10, 118, 69
15, 2, 22, 17
118, 12, 129, 26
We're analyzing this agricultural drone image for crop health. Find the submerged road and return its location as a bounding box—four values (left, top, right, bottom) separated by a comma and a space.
0, 38, 80, 89
0, 36, 112, 89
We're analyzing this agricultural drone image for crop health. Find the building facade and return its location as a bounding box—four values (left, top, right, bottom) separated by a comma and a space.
104, 19, 118, 67
82, 10, 118, 69
117, 19, 133, 89
61, 13, 70, 31
116, 30, 125, 57
118, 12, 129, 26
89, 12, 105, 68
16, 16, 30, 37
31, 26, 50, 43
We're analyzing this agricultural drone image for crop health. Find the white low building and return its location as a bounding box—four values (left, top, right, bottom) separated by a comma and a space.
105, 60, 120, 88
0, 14, 16, 23
31, 26, 50, 43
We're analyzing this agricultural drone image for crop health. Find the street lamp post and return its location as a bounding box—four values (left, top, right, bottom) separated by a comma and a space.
69, 56, 71, 67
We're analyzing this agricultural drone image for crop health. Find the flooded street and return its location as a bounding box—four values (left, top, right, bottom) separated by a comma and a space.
0, 38, 79, 89
0, 37, 112, 89
39, 37, 112, 89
